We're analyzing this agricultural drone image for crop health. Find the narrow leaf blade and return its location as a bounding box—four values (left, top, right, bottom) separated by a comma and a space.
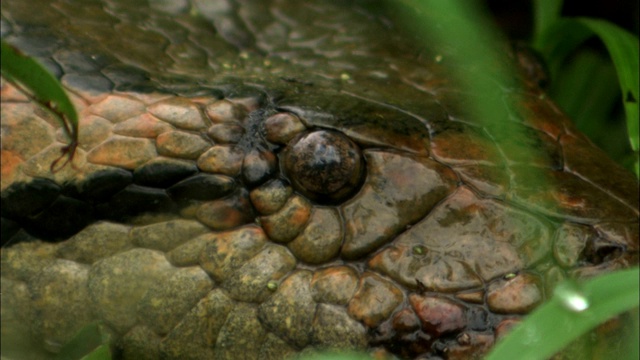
486, 267, 640, 360
1, 40, 78, 129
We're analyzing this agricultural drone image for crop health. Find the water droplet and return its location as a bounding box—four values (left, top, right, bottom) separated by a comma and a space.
412, 245, 426, 256
457, 332, 471, 345
555, 280, 589, 312
504, 272, 517, 280
266, 280, 279, 291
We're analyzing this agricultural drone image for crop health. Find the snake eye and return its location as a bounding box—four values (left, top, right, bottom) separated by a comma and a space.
282, 130, 364, 203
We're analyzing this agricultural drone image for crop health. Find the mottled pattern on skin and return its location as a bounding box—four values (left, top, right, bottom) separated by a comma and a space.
1, 0, 638, 359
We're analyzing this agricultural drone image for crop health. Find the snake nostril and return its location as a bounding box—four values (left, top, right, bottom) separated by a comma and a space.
282, 129, 364, 204
581, 236, 625, 265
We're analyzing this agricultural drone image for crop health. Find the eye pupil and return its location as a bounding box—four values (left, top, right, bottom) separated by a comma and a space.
283, 130, 363, 203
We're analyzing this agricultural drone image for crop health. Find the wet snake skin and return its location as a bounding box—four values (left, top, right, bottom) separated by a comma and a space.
1, 1, 639, 359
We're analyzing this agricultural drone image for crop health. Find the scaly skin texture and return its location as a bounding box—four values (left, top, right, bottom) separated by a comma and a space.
1, 1, 638, 359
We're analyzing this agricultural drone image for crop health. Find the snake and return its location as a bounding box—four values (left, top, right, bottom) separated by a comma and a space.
1, 1, 638, 359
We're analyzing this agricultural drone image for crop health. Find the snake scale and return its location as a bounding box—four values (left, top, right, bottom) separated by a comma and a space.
1, 1, 638, 359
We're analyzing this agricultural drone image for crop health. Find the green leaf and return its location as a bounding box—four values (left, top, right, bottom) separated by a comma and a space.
550, 51, 619, 133
395, 0, 516, 128
536, 18, 640, 176
532, 0, 564, 48
1, 39, 79, 171
54, 322, 112, 360
549, 50, 634, 166
80, 345, 112, 360
395, 0, 550, 197
486, 267, 640, 360
1, 40, 78, 136
575, 18, 640, 152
